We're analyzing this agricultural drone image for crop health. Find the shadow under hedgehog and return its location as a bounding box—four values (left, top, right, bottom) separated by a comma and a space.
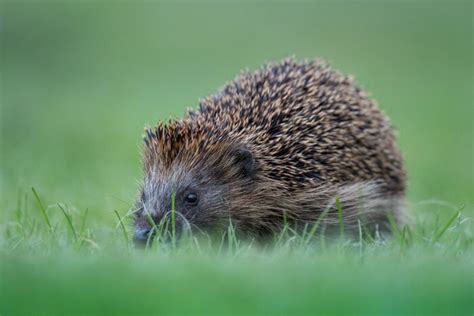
133, 58, 407, 245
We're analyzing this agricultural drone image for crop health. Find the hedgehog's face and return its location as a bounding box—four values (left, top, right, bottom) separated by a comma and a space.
133, 144, 255, 246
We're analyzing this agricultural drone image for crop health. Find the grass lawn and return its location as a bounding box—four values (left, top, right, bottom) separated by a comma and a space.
1, 2, 473, 315
1, 193, 472, 315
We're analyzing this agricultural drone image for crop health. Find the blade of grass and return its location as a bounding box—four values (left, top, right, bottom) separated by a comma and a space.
171, 191, 176, 251
432, 210, 461, 243
114, 210, 130, 247
304, 206, 331, 247
276, 210, 289, 245
143, 204, 160, 250
386, 211, 401, 238
227, 218, 237, 254
31, 187, 53, 233
57, 203, 78, 242
14, 191, 26, 238
361, 222, 376, 243
320, 223, 327, 251
336, 197, 344, 239
15, 188, 22, 223
79, 208, 89, 237
405, 225, 413, 246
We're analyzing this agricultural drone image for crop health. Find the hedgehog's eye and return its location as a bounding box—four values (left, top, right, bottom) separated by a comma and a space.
184, 192, 199, 206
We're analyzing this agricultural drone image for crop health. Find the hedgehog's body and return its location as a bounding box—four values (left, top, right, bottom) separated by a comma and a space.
134, 58, 406, 242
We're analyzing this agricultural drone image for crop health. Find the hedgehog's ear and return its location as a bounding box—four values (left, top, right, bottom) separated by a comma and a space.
232, 147, 255, 178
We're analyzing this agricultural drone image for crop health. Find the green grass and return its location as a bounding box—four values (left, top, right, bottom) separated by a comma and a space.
1, 1, 473, 315
1, 188, 472, 315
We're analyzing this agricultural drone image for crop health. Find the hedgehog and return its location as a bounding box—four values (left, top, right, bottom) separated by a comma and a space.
133, 58, 406, 244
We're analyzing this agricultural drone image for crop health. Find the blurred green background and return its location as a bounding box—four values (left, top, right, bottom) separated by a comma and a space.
1, 1, 473, 223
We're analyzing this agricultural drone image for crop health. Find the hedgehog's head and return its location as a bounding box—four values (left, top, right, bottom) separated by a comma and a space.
133, 121, 258, 245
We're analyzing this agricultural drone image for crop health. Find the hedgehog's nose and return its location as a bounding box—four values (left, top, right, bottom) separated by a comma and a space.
133, 228, 154, 247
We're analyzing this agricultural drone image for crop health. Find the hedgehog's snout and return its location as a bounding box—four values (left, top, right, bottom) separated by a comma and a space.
133, 227, 154, 247
134, 209, 189, 247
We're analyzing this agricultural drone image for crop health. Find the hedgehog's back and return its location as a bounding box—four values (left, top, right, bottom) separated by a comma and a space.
189, 58, 406, 196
